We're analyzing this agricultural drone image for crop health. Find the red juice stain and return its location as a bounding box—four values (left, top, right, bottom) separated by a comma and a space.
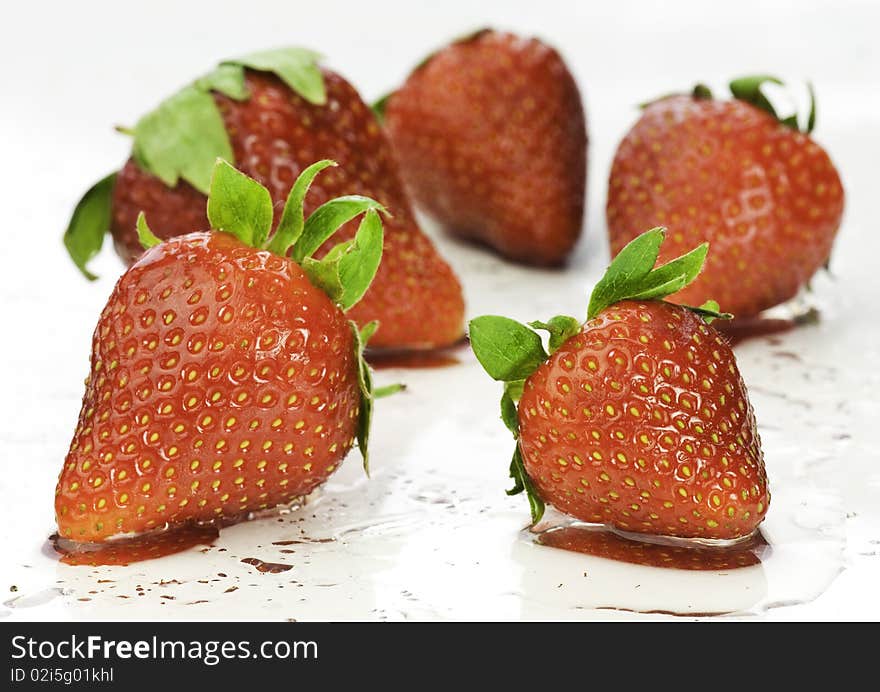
367, 338, 467, 370
536, 525, 768, 571
50, 524, 219, 567
271, 538, 334, 545
240, 558, 293, 573
717, 308, 819, 347
718, 318, 796, 347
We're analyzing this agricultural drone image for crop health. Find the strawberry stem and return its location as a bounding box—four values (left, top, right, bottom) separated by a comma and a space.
692, 83, 713, 100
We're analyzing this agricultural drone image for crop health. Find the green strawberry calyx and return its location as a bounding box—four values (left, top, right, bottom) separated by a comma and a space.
63, 172, 117, 280
468, 227, 729, 524
63, 47, 326, 280
139, 158, 386, 472
728, 75, 817, 134
643, 76, 817, 134
132, 47, 326, 195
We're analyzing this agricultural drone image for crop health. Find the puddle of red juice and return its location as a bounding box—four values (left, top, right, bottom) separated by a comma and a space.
48, 497, 312, 567
718, 318, 797, 346
536, 525, 768, 571
50, 525, 220, 567
366, 339, 467, 370
717, 308, 819, 347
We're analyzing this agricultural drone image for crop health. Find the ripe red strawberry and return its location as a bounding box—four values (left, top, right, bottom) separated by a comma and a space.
56, 160, 385, 545
380, 29, 587, 265
607, 77, 844, 318
470, 228, 769, 541
63, 48, 465, 351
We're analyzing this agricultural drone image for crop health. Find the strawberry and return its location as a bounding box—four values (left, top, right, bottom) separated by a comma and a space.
607, 77, 844, 318
470, 228, 769, 541
379, 29, 587, 265
55, 159, 386, 545
63, 48, 465, 351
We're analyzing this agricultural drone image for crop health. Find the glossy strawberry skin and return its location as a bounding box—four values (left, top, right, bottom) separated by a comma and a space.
518, 301, 768, 540
384, 30, 587, 265
111, 70, 465, 350
55, 232, 360, 542
607, 96, 844, 318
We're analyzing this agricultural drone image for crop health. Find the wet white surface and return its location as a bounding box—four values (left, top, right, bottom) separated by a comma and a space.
1, 0, 879, 620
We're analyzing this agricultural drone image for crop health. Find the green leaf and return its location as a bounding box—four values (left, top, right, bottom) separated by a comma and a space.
63, 172, 117, 281
505, 379, 524, 401
588, 230, 714, 318
692, 83, 714, 100
225, 47, 326, 105
507, 446, 545, 524
469, 316, 548, 382
195, 63, 248, 100
299, 232, 355, 298
806, 81, 817, 134
729, 75, 785, 121
206, 159, 274, 247
587, 227, 664, 319
628, 274, 688, 300
360, 320, 379, 345
729, 75, 818, 134
291, 196, 386, 263
123, 47, 326, 195
371, 93, 392, 123
682, 299, 733, 323
132, 85, 234, 194
350, 320, 375, 474
528, 315, 581, 354
267, 160, 337, 255
374, 383, 405, 398
627, 242, 708, 301
300, 254, 345, 301
500, 382, 522, 438
336, 209, 384, 310
136, 212, 161, 249
292, 207, 384, 310
641, 242, 707, 287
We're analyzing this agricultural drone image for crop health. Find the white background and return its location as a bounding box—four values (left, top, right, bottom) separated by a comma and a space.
1, 0, 878, 620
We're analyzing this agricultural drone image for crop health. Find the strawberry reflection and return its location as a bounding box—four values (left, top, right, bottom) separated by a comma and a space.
51, 524, 219, 567
536, 525, 768, 571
